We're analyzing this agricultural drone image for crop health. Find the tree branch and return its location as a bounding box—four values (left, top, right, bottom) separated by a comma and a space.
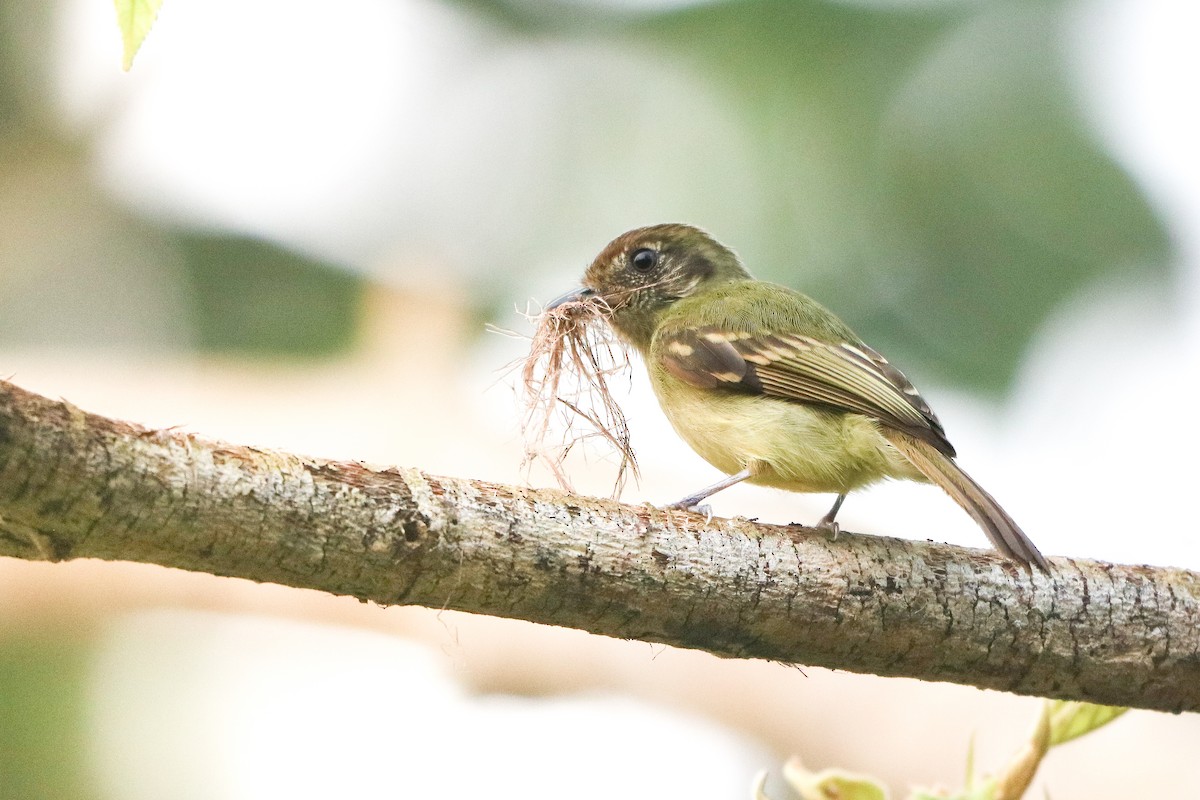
0, 378, 1196, 712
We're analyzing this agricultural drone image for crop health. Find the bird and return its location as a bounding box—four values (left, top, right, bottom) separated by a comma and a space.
548, 223, 1050, 572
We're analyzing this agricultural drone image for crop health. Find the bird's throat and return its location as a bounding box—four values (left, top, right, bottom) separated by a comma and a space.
606, 306, 659, 354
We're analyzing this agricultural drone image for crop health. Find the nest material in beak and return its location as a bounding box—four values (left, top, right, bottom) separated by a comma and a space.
518, 293, 637, 497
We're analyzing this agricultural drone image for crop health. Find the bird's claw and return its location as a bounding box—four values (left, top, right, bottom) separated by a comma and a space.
661, 500, 714, 523
815, 518, 841, 540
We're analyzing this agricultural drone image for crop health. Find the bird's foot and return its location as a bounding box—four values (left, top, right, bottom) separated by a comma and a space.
815, 517, 841, 540
661, 500, 714, 523
814, 494, 846, 540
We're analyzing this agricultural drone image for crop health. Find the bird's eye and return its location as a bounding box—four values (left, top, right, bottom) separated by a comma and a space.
630, 248, 659, 272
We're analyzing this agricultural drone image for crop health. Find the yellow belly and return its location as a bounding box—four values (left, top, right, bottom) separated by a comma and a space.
651, 376, 925, 494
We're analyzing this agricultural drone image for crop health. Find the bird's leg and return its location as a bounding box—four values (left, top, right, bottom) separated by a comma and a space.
816, 494, 846, 539
663, 468, 753, 521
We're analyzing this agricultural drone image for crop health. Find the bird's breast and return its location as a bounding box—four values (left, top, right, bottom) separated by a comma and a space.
649, 369, 924, 493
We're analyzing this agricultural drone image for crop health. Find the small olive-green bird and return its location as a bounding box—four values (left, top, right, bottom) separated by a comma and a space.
551, 223, 1050, 572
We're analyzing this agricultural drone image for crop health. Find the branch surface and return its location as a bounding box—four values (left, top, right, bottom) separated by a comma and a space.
0, 379, 1196, 712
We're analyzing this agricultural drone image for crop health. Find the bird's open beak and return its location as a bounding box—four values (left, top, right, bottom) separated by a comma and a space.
545, 287, 596, 311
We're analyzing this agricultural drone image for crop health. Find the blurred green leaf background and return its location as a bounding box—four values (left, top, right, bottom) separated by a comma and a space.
0, 0, 1193, 797
1, 0, 1170, 381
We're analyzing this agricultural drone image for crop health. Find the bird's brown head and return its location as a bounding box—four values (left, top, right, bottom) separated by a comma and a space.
551, 224, 750, 350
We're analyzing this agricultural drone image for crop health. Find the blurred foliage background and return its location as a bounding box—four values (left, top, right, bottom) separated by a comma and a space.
1, 0, 1198, 798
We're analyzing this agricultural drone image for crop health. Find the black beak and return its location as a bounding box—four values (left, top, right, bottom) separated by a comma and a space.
545, 287, 596, 311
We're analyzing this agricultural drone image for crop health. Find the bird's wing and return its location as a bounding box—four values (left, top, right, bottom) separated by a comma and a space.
657, 326, 955, 457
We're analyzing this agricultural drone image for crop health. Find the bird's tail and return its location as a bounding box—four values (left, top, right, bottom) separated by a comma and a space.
883, 430, 1050, 573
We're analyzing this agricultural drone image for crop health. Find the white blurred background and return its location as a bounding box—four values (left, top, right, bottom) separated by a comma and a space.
1, 0, 1198, 797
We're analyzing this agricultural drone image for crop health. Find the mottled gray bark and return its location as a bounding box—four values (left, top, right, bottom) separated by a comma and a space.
0, 378, 1196, 712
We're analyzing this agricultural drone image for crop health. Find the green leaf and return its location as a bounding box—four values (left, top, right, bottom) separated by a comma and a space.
114, 0, 164, 71
783, 757, 890, 800
1047, 702, 1128, 747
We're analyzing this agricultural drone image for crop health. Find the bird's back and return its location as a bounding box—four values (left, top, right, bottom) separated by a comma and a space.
655, 280, 863, 346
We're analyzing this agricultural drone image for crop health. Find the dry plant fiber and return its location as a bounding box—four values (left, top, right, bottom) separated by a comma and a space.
519, 297, 637, 497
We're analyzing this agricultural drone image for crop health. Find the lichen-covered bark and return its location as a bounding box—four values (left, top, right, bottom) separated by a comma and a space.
1, 378, 1197, 712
